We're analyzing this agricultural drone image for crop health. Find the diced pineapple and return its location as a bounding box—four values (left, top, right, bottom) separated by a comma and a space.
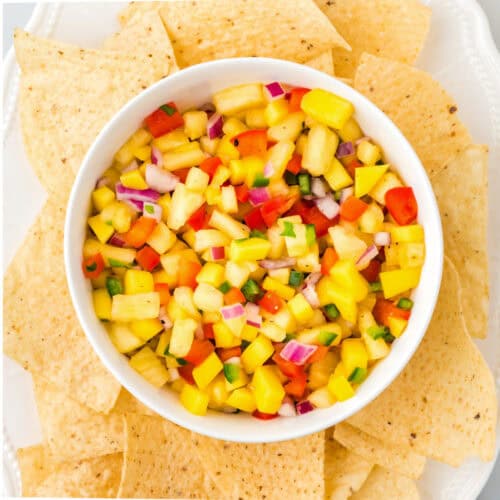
230, 238, 271, 262
193, 283, 224, 312
93, 289, 112, 320
196, 263, 226, 288
339, 117, 363, 143
219, 185, 238, 213
309, 386, 336, 408
329, 260, 369, 302
155, 331, 171, 357
309, 308, 328, 327
287, 293, 315, 323
241, 157, 265, 187
266, 225, 286, 259
120, 169, 148, 190
384, 244, 400, 266
369, 172, 403, 205
173, 287, 201, 319
129, 346, 169, 388
129, 128, 152, 148
108, 322, 144, 353
225, 261, 251, 288
245, 107, 267, 129
213, 321, 241, 348
193, 352, 223, 389
152, 129, 189, 152
264, 305, 296, 332
114, 141, 135, 166
183, 110, 208, 140
388, 316, 408, 338
209, 210, 249, 240
100, 201, 133, 234
308, 351, 339, 390
302, 124, 339, 176
92, 186, 115, 212
181, 229, 196, 249
262, 277, 295, 300
283, 223, 308, 257
252, 365, 285, 414
133, 145, 151, 162
129, 318, 163, 341
157, 194, 171, 223
222, 117, 248, 138
180, 384, 209, 415
267, 112, 305, 143
358, 203, 384, 234
226, 387, 256, 412
390, 224, 424, 243
216, 135, 240, 164
185, 167, 210, 192
225, 366, 249, 391
163, 143, 206, 171
295, 133, 308, 155
241, 323, 259, 342
295, 245, 321, 273
355, 165, 389, 197
124, 270, 154, 295
166, 297, 189, 321
169, 318, 197, 357
324, 157, 353, 191
241, 335, 274, 373
213, 83, 265, 115
145, 222, 176, 255
301, 89, 354, 129
264, 98, 289, 126
193, 230, 230, 253
398, 242, 425, 268
88, 215, 114, 244
199, 135, 220, 155
266, 141, 295, 179
267, 268, 290, 285
91, 270, 109, 289
316, 277, 358, 323
356, 140, 382, 164
259, 321, 286, 342
111, 293, 160, 322
206, 374, 230, 408
380, 268, 421, 298
329, 226, 367, 263
328, 375, 355, 401
167, 183, 204, 231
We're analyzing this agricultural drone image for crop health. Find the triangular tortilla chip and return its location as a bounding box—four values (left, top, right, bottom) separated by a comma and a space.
350, 466, 420, 500
306, 50, 335, 75
3, 198, 122, 412
431, 145, 489, 338
324, 428, 373, 500
354, 53, 472, 178
159, 0, 349, 68
118, 1, 159, 26
112, 388, 158, 417
315, 0, 431, 79
347, 256, 497, 466
118, 413, 220, 498
334, 422, 425, 479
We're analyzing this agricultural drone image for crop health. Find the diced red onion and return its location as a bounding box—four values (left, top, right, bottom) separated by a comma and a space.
96, 176, 110, 189
225, 356, 241, 365
151, 146, 163, 167
143, 202, 162, 222
296, 400, 315, 415
315, 195, 340, 220
123, 199, 143, 212
263, 161, 275, 178
248, 187, 270, 206
301, 285, 320, 308
374, 231, 391, 246
210, 246, 226, 261
339, 187, 354, 204
116, 182, 160, 202
159, 306, 172, 329
336, 141, 354, 159
280, 340, 318, 365
259, 257, 296, 270
264, 81, 286, 100
195, 323, 204, 340
108, 233, 126, 247
356, 244, 379, 269
145, 164, 179, 193
278, 399, 297, 417
355, 136, 372, 146
245, 302, 262, 328
168, 368, 180, 381
207, 112, 223, 139
121, 159, 139, 174
221, 303, 245, 320
311, 177, 327, 197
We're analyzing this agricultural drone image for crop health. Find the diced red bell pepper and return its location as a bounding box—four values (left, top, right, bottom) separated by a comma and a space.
136, 245, 161, 271
154, 283, 171, 305
284, 372, 307, 398
346, 159, 363, 178
183, 339, 215, 366
177, 258, 202, 289
306, 345, 329, 364
203, 323, 215, 340
286, 154, 302, 175
339, 196, 368, 222
385, 187, 418, 226
178, 364, 195, 384
124, 217, 157, 248
187, 204, 209, 231
145, 102, 184, 137
272, 352, 305, 379
252, 410, 279, 420
321, 247, 339, 275
82, 253, 105, 279
217, 346, 242, 362
244, 206, 267, 231
259, 291, 283, 314
234, 184, 250, 203
289, 200, 336, 237
174, 167, 191, 183
200, 156, 222, 180
232, 130, 267, 157
360, 259, 381, 283
224, 287, 246, 305
288, 87, 310, 112
373, 298, 411, 327
259, 194, 297, 227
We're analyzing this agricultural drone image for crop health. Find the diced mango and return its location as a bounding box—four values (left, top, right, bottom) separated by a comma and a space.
355, 165, 389, 198
309, 387, 336, 408
329, 260, 369, 302
301, 88, 354, 129
196, 263, 226, 288
152, 129, 189, 152
287, 293, 315, 323
88, 215, 114, 244
241, 323, 259, 342
129, 346, 169, 388
93, 288, 112, 320
328, 375, 355, 401
124, 270, 154, 295
241, 335, 274, 373
390, 224, 424, 243
252, 365, 285, 414
316, 277, 358, 324
167, 183, 204, 231
267, 268, 290, 285
129, 318, 163, 341
380, 268, 421, 298
216, 135, 240, 163
199, 135, 220, 155
245, 108, 267, 129
230, 238, 271, 262
173, 287, 201, 319
180, 384, 209, 415
224, 365, 249, 391
120, 169, 148, 190
193, 352, 224, 389
222, 117, 248, 138
341, 338, 368, 377
358, 203, 384, 234
155, 331, 171, 357
262, 276, 295, 300
308, 351, 339, 390
388, 316, 408, 338
324, 157, 353, 191
264, 98, 289, 126
226, 387, 257, 412
213, 322, 241, 348
302, 124, 339, 176
356, 140, 382, 164
339, 117, 363, 143
206, 374, 230, 408
92, 186, 115, 212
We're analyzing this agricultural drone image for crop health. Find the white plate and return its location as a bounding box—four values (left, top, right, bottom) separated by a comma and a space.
3, 1, 500, 498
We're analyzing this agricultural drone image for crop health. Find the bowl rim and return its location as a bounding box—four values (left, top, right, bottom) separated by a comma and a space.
64, 57, 443, 443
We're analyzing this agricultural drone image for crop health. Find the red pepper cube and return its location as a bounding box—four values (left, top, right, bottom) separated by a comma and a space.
145, 102, 184, 137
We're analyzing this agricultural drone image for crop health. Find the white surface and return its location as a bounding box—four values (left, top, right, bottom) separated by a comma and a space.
2, 1, 500, 498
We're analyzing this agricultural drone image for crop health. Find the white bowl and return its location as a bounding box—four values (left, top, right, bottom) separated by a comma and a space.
65, 58, 443, 443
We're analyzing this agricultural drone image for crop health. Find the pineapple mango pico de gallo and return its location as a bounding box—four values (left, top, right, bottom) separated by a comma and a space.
82, 82, 425, 418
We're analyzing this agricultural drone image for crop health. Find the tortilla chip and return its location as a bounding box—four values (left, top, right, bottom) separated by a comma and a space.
118, 413, 220, 498
354, 53, 472, 178
104, 9, 178, 73
17, 445, 53, 496
33, 377, 125, 462
305, 50, 335, 75
3, 198, 122, 413
159, 0, 349, 68
112, 388, 158, 417
194, 432, 324, 499
347, 257, 497, 466
315, 0, 431, 79
431, 145, 489, 338
118, 1, 158, 26
350, 466, 420, 500
14, 29, 173, 193
334, 423, 425, 479
324, 429, 373, 500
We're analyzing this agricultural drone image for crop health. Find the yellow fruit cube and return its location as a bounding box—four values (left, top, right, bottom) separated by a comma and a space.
230, 238, 271, 262
213, 83, 265, 116
129, 346, 169, 388
206, 374, 230, 408
259, 322, 286, 342
369, 172, 403, 205
196, 263, 226, 288
262, 277, 295, 300
241, 335, 274, 373
155, 331, 171, 357
213, 322, 241, 348
354, 165, 389, 198
316, 277, 358, 324
171, 379, 186, 393
157, 194, 171, 223
324, 157, 353, 191
132, 145, 151, 162
266, 268, 290, 285
129, 128, 152, 148
224, 365, 249, 391
308, 352, 339, 390
216, 135, 240, 163
252, 365, 285, 414
266, 141, 295, 179
398, 242, 425, 268
226, 387, 257, 412
287, 293, 315, 323
92, 186, 115, 212
302, 124, 339, 176
222, 117, 248, 138
308, 387, 336, 408
114, 141, 135, 166
356, 140, 382, 164
111, 293, 160, 322
108, 323, 144, 353
380, 268, 421, 298
390, 224, 425, 243
120, 169, 148, 190
264, 98, 289, 126
384, 244, 400, 266
163, 143, 206, 171
200, 135, 220, 155
183, 110, 208, 140
341, 339, 368, 376
88, 215, 114, 244
358, 203, 384, 234
245, 108, 267, 129
124, 270, 154, 295
193, 352, 224, 389
169, 318, 197, 358
92, 289, 112, 320
388, 316, 408, 338
338, 117, 363, 143
301, 88, 354, 129
152, 129, 189, 152
209, 210, 249, 240
185, 167, 210, 192
329, 260, 369, 302
267, 112, 305, 143
328, 375, 355, 401
129, 318, 163, 341
240, 323, 259, 342
193, 283, 224, 312
180, 384, 209, 415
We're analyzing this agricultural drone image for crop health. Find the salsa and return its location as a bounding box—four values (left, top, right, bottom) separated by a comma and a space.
82, 82, 425, 417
